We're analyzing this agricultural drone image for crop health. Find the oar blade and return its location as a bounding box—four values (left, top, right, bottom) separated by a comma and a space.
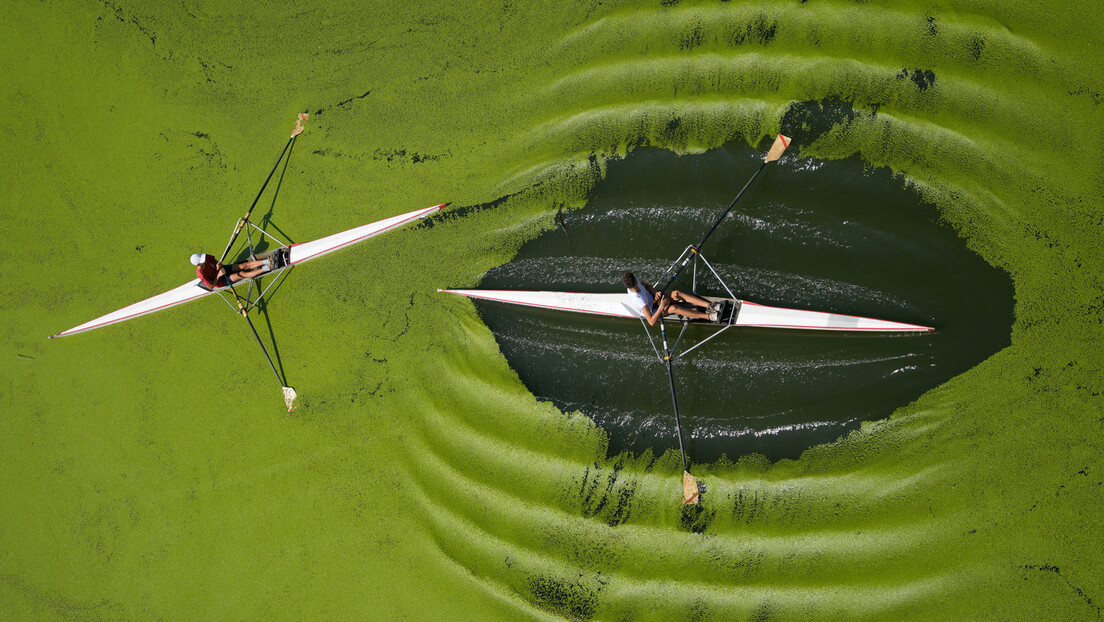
291, 112, 308, 138
283, 386, 298, 412
683, 471, 701, 505
764, 134, 791, 162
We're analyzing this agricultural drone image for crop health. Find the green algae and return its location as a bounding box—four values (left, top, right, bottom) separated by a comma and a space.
3, 0, 1103, 620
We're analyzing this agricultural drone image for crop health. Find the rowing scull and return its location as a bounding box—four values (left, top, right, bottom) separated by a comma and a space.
438, 288, 933, 332
52, 204, 445, 338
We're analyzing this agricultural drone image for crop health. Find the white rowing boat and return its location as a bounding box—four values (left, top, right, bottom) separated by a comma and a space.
53, 113, 443, 413
438, 288, 934, 332
52, 204, 444, 338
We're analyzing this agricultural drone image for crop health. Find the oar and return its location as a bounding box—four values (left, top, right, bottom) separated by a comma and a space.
229, 284, 297, 412
652, 134, 790, 503
658, 317, 700, 504
219, 113, 309, 263
657, 134, 790, 295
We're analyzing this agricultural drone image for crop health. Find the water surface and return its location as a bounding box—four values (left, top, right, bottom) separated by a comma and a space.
3, 1, 1102, 620
476, 144, 1013, 461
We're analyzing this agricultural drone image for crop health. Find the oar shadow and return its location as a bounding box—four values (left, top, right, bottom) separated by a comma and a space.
251, 268, 295, 384
258, 134, 297, 245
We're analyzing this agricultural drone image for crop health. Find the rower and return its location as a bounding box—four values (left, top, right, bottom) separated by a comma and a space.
622, 272, 717, 325
191, 253, 271, 289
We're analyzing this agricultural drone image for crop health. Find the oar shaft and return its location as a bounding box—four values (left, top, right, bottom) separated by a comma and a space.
243, 307, 286, 387
695, 160, 767, 252
657, 161, 768, 295
657, 134, 790, 296
228, 284, 286, 387
666, 362, 688, 473
660, 318, 689, 473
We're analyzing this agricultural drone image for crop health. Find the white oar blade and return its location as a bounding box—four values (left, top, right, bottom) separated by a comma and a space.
764, 134, 791, 162
283, 386, 298, 412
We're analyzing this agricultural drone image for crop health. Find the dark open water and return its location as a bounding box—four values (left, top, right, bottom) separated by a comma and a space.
474, 142, 1013, 461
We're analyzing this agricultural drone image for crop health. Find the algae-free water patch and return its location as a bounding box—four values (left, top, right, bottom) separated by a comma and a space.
472, 141, 1013, 462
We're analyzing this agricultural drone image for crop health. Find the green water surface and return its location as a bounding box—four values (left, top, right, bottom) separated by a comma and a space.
2, 1, 1102, 620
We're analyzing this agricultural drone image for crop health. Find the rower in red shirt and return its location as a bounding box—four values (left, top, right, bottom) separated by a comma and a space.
190, 254, 271, 289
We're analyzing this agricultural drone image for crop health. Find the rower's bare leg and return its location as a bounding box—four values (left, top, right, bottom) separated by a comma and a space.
228, 259, 270, 282
238, 259, 268, 271
667, 304, 710, 320
670, 289, 711, 308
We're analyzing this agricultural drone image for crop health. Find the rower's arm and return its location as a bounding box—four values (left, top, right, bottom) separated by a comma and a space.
642, 304, 664, 326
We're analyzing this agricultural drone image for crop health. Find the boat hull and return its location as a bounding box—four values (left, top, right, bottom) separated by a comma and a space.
439, 289, 934, 333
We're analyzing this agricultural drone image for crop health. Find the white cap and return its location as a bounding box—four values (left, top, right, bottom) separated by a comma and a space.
190, 253, 205, 266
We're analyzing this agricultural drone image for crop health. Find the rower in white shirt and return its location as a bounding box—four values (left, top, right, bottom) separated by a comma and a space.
622, 272, 717, 325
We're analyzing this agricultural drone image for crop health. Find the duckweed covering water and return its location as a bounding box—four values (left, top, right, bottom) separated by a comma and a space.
2, 0, 1102, 619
